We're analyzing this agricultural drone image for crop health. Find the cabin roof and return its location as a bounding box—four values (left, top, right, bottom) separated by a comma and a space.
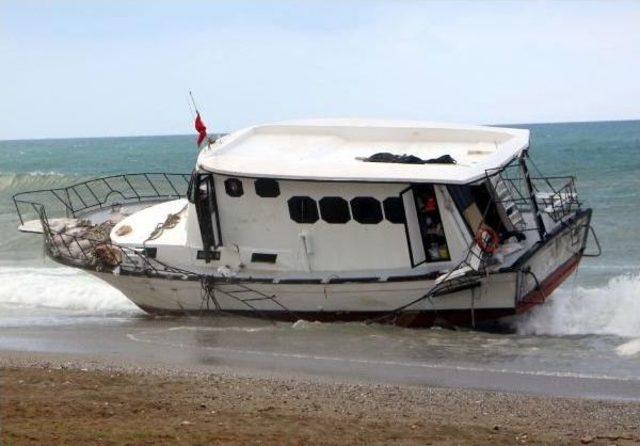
197, 119, 530, 184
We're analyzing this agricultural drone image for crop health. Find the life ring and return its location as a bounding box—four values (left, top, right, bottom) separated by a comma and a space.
475, 226, 500, 254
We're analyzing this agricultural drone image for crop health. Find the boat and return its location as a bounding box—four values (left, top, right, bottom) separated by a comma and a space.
13, 118, 600, 327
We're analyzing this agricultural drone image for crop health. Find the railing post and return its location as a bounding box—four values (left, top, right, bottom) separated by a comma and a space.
520, 152, 546, 240
64, 188, 72, 218
13, 197, 24, 225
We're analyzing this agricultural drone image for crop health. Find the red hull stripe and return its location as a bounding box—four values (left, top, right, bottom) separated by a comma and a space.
515, 253, 582, 314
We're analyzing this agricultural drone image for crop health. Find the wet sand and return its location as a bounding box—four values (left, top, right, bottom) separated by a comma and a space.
2, 353, 640, 446
2, 315, 640, 444
2, 315, 640, 401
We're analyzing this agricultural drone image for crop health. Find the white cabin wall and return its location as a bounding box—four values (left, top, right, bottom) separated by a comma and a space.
184, 203, 204, 249
213, 175, 411, 273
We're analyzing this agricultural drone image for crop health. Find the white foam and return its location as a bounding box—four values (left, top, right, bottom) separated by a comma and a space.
616, 338, 640, 357
516, 273, 640, 338
0, 266, 140, 315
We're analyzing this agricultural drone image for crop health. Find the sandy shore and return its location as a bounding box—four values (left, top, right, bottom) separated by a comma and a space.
1, 354, 639, 445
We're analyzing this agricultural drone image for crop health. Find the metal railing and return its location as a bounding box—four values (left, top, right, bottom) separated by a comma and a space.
487, 158, 581, 228
530, 175, 580, 222
13, 172, 193, 276
13, 172, 191, 225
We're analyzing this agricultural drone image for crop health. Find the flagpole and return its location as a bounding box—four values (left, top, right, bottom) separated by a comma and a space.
186, 94, 196, 118
190, 91, 209, 149
189, 90, 199, 115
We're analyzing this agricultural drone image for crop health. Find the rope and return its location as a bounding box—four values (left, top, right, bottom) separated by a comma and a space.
144, 204, 188, 243
200, 276, 222, 311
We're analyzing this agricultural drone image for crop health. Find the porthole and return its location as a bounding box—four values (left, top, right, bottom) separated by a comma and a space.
383, 197, 406, 224
224, 178, 243, 197
319, 197, 350, 224
255, 178, 280, 197
288, 196, 319, 224
350, 197, 383, 224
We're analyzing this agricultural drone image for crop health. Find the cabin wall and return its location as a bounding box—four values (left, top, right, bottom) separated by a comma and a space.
185, 203, 204, 249
211, 175, 468, 275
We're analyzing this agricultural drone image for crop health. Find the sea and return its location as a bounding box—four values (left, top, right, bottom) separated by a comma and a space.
1, 121, 639, 395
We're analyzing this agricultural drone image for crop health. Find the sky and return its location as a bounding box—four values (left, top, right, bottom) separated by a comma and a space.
1, 0, 639, 140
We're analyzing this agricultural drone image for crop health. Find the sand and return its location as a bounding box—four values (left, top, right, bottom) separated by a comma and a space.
1, 354, 639, 446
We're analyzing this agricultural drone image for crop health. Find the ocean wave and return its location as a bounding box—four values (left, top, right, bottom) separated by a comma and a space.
0, 265, 140, 314
0, 171, 79, 192
616, 338, 640, 357
25, 170, 65, 176
516, 273, 640, 338
0, 170, 67, 177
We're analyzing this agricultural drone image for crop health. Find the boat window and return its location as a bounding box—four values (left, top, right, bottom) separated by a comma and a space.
469, 184, 509, 235
319, 197, 350, 224
350, 197, 383, 224
448, 183, 508, 236
288, 196, 319, 223
383, 197, 406, 224
254, 178, 280, 197
224, 178, 243, 197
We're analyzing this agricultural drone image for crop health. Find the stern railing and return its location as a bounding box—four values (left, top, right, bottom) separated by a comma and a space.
487, 158, 581, 229
529, 175, 581, 222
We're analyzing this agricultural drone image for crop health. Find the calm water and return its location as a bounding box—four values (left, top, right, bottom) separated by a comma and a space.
1, 121, 639, 390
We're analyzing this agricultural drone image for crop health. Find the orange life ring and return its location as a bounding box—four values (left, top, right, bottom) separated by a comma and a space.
475, 226, 500, 254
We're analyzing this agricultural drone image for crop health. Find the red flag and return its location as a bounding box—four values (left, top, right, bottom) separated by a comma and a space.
194, 112, 207, 147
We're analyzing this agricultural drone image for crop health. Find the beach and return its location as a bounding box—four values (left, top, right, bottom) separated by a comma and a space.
3, 352, 639, 446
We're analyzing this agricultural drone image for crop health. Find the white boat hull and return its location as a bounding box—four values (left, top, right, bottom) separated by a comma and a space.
89, 210, 591, 326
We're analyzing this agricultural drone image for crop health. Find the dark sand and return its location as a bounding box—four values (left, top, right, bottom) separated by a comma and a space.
2, 354, 639, 446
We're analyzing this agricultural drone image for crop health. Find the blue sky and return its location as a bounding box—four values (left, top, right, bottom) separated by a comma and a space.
1, 0, 639, 139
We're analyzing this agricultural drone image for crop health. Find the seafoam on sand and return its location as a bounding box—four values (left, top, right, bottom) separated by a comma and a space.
0, 266, 138, 314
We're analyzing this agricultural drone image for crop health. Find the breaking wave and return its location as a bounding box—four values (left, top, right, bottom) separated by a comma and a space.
0, 266, 139, 314
516, 273, 640, 338
0, 171, 80, 192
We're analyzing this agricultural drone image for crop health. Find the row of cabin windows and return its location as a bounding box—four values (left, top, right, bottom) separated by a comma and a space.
222, 177, 406, 225
288, 196, 406, 225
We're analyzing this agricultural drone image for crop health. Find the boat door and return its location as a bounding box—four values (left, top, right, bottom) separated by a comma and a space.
401, 184, 451, 268
189, 173, 222, 260
401, 186, 427, 267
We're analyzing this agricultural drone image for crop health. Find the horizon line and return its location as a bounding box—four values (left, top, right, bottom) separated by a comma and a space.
1, 117, 639, 143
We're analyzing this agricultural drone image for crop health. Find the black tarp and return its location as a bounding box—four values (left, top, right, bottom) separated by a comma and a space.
360, 153, 456, 165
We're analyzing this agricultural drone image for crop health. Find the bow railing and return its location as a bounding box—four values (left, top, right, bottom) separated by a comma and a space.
13, 172, 190, 225
13, 173, 192, 275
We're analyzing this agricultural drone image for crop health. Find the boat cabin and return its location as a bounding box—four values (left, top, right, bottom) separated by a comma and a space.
147, 119, 538, 281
